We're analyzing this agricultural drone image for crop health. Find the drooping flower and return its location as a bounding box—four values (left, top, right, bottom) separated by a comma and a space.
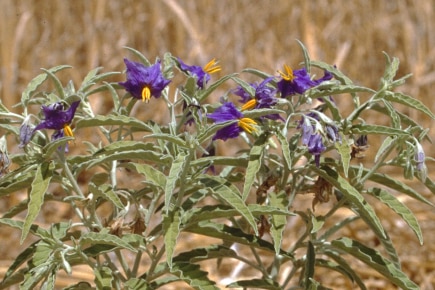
119, 58, 171, 103
277, 65, 333, 97
18, 115, 35, 148
33, 101, 81, 141
306, 133, 326, 167
178, 58, 221, 89
208, 102, 257, 141
415, 142, 426, 172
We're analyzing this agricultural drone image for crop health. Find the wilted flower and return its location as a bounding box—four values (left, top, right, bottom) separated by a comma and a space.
18, 115, 35, 148
208, 102, 257, 141
178, 58, 221, 89
415, 142, 426, 171
306, 133, 326, 167
277, 64, 333, 97
119, 58, 171, 102
33, 101, 81, 142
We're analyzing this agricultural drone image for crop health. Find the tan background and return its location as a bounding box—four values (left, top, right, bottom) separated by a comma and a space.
0, 0, 434, 289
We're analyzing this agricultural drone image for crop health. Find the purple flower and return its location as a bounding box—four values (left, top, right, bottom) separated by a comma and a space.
33, 101, 81, 141
178, 58, 221, 89
234, 77, 282, 121
306, 133, 326, 167
277, 65, 333, 97
119, 58, 171, 102
208, 102, 257, 141
415, 142, 426, 171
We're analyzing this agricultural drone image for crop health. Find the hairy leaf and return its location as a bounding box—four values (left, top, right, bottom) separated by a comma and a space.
367, 188, 423, 245
385, 92, 435, 119
76, 114, 153, 131
331, 237, 419, 289
242, 133, 267, 200
199, 175, 258, 235
21, 161, 53, 243
269, 191, 288, 254
352, 124, 409, 136
163, 209, 182, 269
80, 232, 137, 252
171, 262, 219, 290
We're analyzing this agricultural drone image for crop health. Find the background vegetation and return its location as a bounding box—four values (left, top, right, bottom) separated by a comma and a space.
0, 0, 434, 288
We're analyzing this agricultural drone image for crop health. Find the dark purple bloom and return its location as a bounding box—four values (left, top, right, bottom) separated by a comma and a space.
306, 133, 326, 167
33, 101, 81, 140
234, 77, 282, 121
119, 58, 171, 102
325, 124, 341, 143
208, 102, 257, 141
178, 58, 221, 89
277, 65, 333, 97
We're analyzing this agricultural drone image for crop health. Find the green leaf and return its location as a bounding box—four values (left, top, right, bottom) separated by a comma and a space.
199, 175, 258, 235
1, 241, 38, 284
276, 130, 292, 170
143, 133, 186, 148
89, 183, 125, 210
366, 171, 433, 207
163, 209, 182, 269
374, 136, 396, 163
123, 46, 152, 66
125, 162, 166, 188
313, 166, 386, 239
198, 73, 236, 102
331, 237, 419, 290
171, 262, 219, 290
309, 84, 375, 99
80, 232, 138, 252
335, 134, 351, 177
384, 92, 435, 119
317, 251, 367, 290
381, 53, 400, 84
85, 149, 171, 171
226, 278, 281, 290
173, 245, 238, 264
21, 161, 53, 243
21, 65, 71, 106
242, 133, 267, 200
185, 221, 291, 258
76, 114, 154, 131
94, 266, 113, 290
269, 191, 288, 254
367, 188, 423, 245
309, 61, 353, 85
351, 124, 409, 136
241, 68, 273, 80
230, 76, 255, 97
124, 278, 150, 290
164, 152, 189, 212
304, 241, 316, 289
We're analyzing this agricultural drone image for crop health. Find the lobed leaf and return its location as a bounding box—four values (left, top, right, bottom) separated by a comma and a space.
313, 166, 386, 239
367, 188, 423, 245
242, 134, 267, 201
331, 237, 419, 289
21, 161, 53, 244
76, 114, 154, 131
163, 209, 182, 269
269, 191, 288, 254
199, 175, 258, 235
80, 232, 138, 253
164, 152, 189, 212
171, 262, 219, 290
351, 124, 409, 136
384, 92, 435, 120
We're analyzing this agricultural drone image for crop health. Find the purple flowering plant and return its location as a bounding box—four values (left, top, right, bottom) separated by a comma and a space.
0, 43, 433, 289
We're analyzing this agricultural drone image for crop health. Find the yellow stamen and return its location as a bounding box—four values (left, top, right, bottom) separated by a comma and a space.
203, 58, 221, 74
277, 64, 294, 81
238, 117, 257, 134
241, 99, 257, 111
141, 86, 151, 103
63, 125, 74, 137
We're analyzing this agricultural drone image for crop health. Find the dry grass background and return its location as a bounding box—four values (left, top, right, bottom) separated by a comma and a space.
0, 0, 435, 289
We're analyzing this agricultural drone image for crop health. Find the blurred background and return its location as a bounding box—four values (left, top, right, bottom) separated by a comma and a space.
0, 0, 434, 288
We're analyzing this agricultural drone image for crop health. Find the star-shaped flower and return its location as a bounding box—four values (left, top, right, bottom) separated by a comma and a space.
119, 58, 171, 102
208, 102, 257, 141
178, 58, 221, 89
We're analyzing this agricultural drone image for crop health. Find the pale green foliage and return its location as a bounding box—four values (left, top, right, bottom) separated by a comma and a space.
0, 43, 432, 289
